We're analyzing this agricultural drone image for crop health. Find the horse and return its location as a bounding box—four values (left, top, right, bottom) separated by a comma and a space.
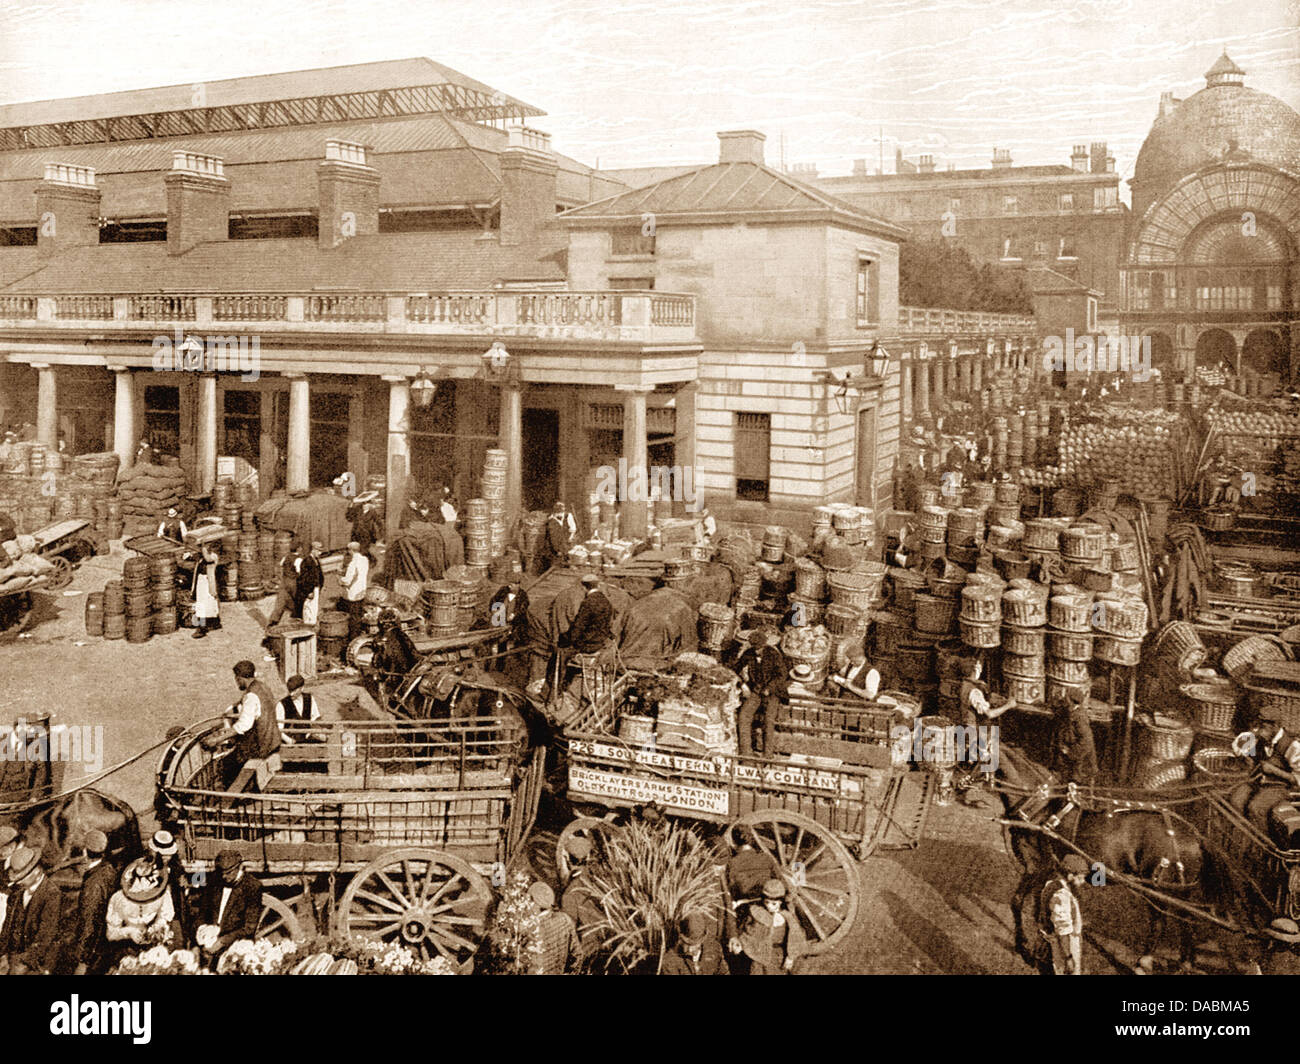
6, 786, 141, 871
990, 743, 1247, 973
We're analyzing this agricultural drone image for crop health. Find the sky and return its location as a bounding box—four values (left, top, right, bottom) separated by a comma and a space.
1, 0, 1297, 194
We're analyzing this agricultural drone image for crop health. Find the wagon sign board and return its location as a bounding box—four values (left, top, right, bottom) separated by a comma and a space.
568, 765, 730, 815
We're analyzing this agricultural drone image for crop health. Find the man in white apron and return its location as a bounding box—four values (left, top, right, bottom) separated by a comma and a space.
192, 542, 221, 639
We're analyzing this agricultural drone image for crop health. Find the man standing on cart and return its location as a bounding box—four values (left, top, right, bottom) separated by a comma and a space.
736, 629, 788, 756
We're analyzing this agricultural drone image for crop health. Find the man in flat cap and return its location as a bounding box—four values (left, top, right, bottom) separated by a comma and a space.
1040, 854, 1089, 975
339, 540, 369, 644
72, 829, 117, 975
529, 881, 581, 975
196, 849, 261, 962
662, 913, 727, 975
2, 845, 62, 974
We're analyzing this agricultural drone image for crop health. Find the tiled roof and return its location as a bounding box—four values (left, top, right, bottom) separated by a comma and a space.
560, 161, 906, 237
0, 58, 538, 128
0, 230, 567, 293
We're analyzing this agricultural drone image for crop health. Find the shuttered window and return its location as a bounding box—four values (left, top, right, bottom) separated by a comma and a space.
735, 412, 771, 502
856, 257, 877, 326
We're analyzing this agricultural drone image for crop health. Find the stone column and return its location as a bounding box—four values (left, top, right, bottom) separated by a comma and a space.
972, 350, 983, 394
959, 355, 972, 395
620, 385, 651, 540
498, 381, 523, 530
286, 374, 310, 493
33, 364, 56, 449
932, 355, 945, 408
196, 373, 218, 494
383, 375, 410, 540
915, 356, 931, 419
109, 366, 135, 469
900, 356, 914, 423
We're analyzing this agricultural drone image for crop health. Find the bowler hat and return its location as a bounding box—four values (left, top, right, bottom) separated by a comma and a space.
120, 858, 168, 904
1268, 917, 1300, 944
215, 848, 243, 873
149, 830, 178, 858
528, 881, 555, 910
0, 825, 18, 849
761, 878, 787, 900
83, 830, 109, 856
1061, 854, 1089, 876
6, 845, 41, 886
581, 573, 599, 588
680, 913, 709, 945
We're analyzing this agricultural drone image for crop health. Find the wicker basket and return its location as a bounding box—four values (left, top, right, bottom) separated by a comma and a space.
1222, 635, 1288, 683
889, 568, 927, 612
1192, 746, 1252, 783
1061, 524, 1106, 563
1003, 623, 1046, 655
872, 611, 910, 657
1140, 715, 1194, 761
915, 593, 958, 635
1136, 756, 1188, 791
1004, 674, 1046, 706
926, 562, 966, 600
825, 604, 866, 636
828, 570, 885, 611
793, 559, 827, 599
1048, 594, 1092, 633
1003, 651, 1045, 678
1003, 588, 1048, 626
1046, 658, 1090, 685
960, 585, 1002, 623
698, 603, 735, 647
1153, 621, 1207, 678
1094, 634, 1142, 666
959, 617, 1001, 648
1180, 682, 1240, 733
1023, 519, 1062, 551
1046, 678, 1089, 705
1091, 594, 1148, 638
1201, 509, 1236, 532
1048, 629, 1094, 661
993, 550, 1031, 581
894, 642, 937, 681
1243, 681, 1300, 733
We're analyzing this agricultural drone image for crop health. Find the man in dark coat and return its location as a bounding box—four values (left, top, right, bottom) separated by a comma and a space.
562, 574, 614, 655
71, 830, 117, 975
295, 542, 325, 619
1, 846, 61, 974
267, 537, 300, 627
661, 914, 727, 975
346, 496, 384, 560
537, 501, 574, 571
197, 849, 261, 961
1051, 689, 1098, 786
736, 628, 788, 756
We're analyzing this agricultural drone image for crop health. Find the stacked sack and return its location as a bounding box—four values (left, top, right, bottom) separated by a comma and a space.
117, 462, 187, 536
0, 534, 55, 595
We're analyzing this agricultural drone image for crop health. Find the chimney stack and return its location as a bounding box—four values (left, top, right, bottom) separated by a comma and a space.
35, 163, 101, 253
500, 125, 557, 247
991, 148, 1012, 169
1090, 142, 1109, 174
164, 151, 229, 255
717, 130, 766, 166
318, 140, 380, 249
917, 155, 935, 174
1070, 145, 1089, 172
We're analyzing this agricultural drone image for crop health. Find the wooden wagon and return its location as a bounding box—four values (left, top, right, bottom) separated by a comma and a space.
555, 671, 933, 956
1205, 792, 1300, 927
29, 519, 96, 589
156, 696, 545, 971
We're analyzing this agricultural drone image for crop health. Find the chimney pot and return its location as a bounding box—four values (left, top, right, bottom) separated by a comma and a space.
324, 139, 369, 165
171, 151, 225, 179
717, 130, 766, 166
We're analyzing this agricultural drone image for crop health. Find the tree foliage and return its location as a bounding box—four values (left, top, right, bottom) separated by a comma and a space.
899, 238, 1034, 314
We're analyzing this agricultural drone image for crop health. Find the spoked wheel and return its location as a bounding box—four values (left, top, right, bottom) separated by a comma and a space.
256, 894, 304, 943
46, 556, 73, 590
726, 810, 860, 956
335, 848, 491, 973
555, 816, 619, 883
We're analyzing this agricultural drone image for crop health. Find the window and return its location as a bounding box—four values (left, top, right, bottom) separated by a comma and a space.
222, 389, 260, 467
1000, 235, 1019, 260
230, 214, 318, 240
735, 412, 771, 502
1130, 272, 1151, 311
143, 386, 180, 459
611, 228, 655, 256
1033, 240, 1047, 259
856, 257, 878, 325
948, 197, 961, 214
0, 227, 37, 247
1002, 196, 1018, 214
608, 277, 654, 290
1058, 193, 1074, 211
1058, 235, 1077, 259
309, 392, 350, 488
1094, 186, 1118, 209
1150, 271, 1165, 310
99, 219, 166, 244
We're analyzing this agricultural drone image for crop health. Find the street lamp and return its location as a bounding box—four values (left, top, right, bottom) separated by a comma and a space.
411, 367, 438, 408
867, 341, 891, 380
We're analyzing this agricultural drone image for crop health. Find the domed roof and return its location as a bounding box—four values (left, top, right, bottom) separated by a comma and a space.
1133, 54, 1300, 215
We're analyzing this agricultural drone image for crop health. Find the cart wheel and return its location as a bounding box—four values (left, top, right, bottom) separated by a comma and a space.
257, 894, 303, 943
555, 816, 618, 883
726, 809, 860, 956
335, 848, 491, 973
46, 556, 73, 590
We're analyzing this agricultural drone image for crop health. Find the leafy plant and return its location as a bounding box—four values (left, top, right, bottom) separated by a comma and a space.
575, 821, 724, 974
477, 872, 545, 975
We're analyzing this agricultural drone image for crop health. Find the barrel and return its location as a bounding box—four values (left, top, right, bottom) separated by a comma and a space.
238, 532, 259, 566
220, 562, 239, 601
319, 610, 349, 639
125, 616, 152, 643
84, 592, 104, 637
153, 586, 176, 607
150, 555, 176, 586
124, 590, 153, 619
152, 609, 178, 636
122, 556, 151, 582
212, 480, 234, 510
102, 579, 125, 616
102, 613, 126, 640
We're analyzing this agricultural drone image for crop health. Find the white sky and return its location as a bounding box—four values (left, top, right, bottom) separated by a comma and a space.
1, 0, 1297, 188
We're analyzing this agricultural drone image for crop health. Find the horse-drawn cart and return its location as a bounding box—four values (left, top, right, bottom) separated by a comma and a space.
30, 519, 96, 590
156, 704, 546, 971
1205, 792, 1300, 926
553, 664, 932, 956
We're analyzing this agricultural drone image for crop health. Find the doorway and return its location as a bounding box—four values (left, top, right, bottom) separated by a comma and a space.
855, 405, 877, 509
523, 408, 560, 512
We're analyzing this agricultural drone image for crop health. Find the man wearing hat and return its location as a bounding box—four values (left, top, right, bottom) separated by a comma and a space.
157, 506, 187, 544
209, 661, 281, 788
298, 541, 325, 626
0, 845, 60, 974
662, 913, 727, 975
0, 825, 19, 938
1262, 917, 1300, 975
562, 574, 614, 658
1039, 854, 1088, 975
736, 628, 788, 756
106, 858, 177, 956
72, 830, 118, 975
267, 536, 301, 628
276, 674, 323, 750
339, 540, 370, 644
147, 829, 196, 945
1050, 688, 1098, 788
346, 493, 384, 560
732, 878, 805, 975
528, 880, 581, 975
537, 501, 575, 572
196, 850, 261, 961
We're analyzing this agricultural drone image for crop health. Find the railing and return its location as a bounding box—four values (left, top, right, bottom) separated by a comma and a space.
304, 292, 386, 322
54, 295, 113, 320
213, 294, 287, 321
130, 295, 195, 321
899, 305, 1036, 334
0, 288, 696, 337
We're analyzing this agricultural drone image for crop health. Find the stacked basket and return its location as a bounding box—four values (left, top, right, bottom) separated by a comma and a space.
464, 498, 492, 566
958, 584, 1001, 649
480, 449, 509, 557
1002, 586, 1048, 706
1046, 592, 1092, 704
1091, 592, 1147, 667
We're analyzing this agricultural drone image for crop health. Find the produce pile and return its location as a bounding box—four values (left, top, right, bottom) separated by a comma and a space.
112, 937, 455, 975
1017, 409, 1181, 496
0, 535, 54, 595
1206, 404, 1300, 446
117, 461, 188, 535
781, 624, 832, 661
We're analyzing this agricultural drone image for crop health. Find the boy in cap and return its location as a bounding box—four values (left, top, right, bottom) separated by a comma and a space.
529, 880, 582, 975
735, 628, 788, 756
732, 878, 805, 975
72, 829, 117, 975
662, 913, 727, 975
1040, 854, 1089, 975
1, 845, 60, 974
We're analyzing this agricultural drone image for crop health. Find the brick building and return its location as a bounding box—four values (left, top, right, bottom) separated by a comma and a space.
1120, 53, 1299, 381
813, 145, 1128, 324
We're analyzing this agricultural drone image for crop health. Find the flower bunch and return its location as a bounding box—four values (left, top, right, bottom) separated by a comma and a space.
216, 937, 300, 975
356, 940, 457, 975
114, 947, 204, 975
479, 872, 544, 975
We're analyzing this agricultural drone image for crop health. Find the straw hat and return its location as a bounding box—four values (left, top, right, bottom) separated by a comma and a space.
6, 845, 41, 887
120, 858, 168, 904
